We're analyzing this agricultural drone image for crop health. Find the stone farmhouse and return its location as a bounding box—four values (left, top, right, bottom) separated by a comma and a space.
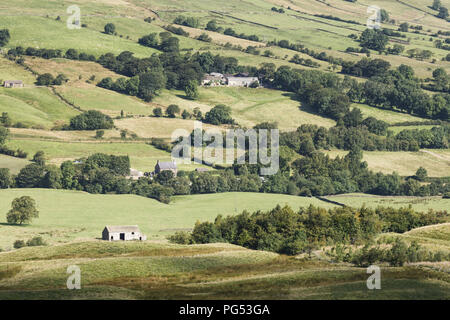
102, 225, 147, 241
202, 73, 259, 87
3, 80, 24, 88
154, 160, 178, 176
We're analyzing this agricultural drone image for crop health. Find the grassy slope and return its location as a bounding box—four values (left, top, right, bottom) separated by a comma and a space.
324, 149, 450, 178
0, 239, 448, 299
0, 189, 335, 248
325, 193, 450, 212
0, 155, 30, 174
4, 138, 192, 171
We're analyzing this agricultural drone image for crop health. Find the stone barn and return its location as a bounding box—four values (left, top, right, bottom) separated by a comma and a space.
3, 80, 24, 88
102, 225, 147, 241
154, 160, 177, 176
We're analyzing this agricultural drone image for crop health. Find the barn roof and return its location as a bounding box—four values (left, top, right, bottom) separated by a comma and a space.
4, 80, 23, 84
156, 161, 177, 170
104, 225, 141, 233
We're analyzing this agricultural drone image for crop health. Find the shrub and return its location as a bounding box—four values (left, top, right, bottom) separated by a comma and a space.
13, 240, 26, 249
26, 236, 46, 247
168, 231, 192, 244
68, 110, 114, 130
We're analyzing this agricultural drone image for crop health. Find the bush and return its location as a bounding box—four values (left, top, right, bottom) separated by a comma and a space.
68, 110, 114, 130
13, 240, 26, 249
168, 231, 192, 244
26, 236, 46, 247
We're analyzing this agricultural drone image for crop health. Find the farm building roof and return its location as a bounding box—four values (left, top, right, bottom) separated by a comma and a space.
156, 161, 177, 170
104, 225, 141, 233
4, 80, 23, 84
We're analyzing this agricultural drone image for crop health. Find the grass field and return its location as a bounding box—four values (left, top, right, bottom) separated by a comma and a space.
324, 149, 450, 178
0, 87, 79, 128
0, 155, 30, 174
0, 239, 448, 299
0, 189, 336, 249
325, 193, 450, 212
4, 138, 201, 171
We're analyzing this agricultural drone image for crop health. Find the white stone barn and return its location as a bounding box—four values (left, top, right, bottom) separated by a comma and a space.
102, 225, 147, 241
3, 80, 24, 88
226, 76, 259, 87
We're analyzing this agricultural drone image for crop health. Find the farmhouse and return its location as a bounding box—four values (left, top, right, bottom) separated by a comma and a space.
201, 73, 259, 87
155, 160, 177, 176
202, 72, 225, 86
102, 225, 147, 241
227, 76, 259, 87
3, 80, 24, 88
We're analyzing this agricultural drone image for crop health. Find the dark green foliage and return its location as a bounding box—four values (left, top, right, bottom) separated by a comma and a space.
153, 107, 163, 117
0, 126, 8, 145
13, 240, 26, 249
16, 164, 45, 188
0, 168, 11, 189
138, 33, 158, 48
26, 236, 46, 247
360, 29, 389, 51
183, 204, 447, 256
166, 104, 180, 118
68, 110, 114, 130
104, 23, 116, 35
138, 71, 166, 101
6, 196, 39, 225
204, 104, 235, 125
0, 29, 10, 47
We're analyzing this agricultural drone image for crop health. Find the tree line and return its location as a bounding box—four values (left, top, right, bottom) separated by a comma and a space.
169, 204, 448, 256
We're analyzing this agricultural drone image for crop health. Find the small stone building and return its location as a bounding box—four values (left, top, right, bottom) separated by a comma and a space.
3, 80, 24, 88
226, 76, 259, 87
102, 225, 147, 241
154, 160, 177, 176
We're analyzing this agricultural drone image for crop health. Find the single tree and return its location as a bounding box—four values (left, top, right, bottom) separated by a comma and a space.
184, 80, 199, 100
153, 107, 163, 117
6, 196, 39, 225
166, 104, 180, 118
0, 29, 10, 47
104, 23, 116, 35
32, 151, 46, 166
415, 167, 428, 181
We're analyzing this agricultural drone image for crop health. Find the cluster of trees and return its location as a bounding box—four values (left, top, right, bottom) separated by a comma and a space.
169, 204, 447, 255
423, 68, 449, 93
14, 236, 46, 249
93, 50, 248, 101
138, 32, 180, 53
173, 15, 200, 28
341, 58, 391, 77
432, 0, 449, 20
359, 29, 389, 51
271, 7, 285, 13
0, 126, 28, 159
36, 73, 68, 86
66, 110, 114, 130
281, 121, 449, 154
289, 54, 320, 68
270, 63, 450, 121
